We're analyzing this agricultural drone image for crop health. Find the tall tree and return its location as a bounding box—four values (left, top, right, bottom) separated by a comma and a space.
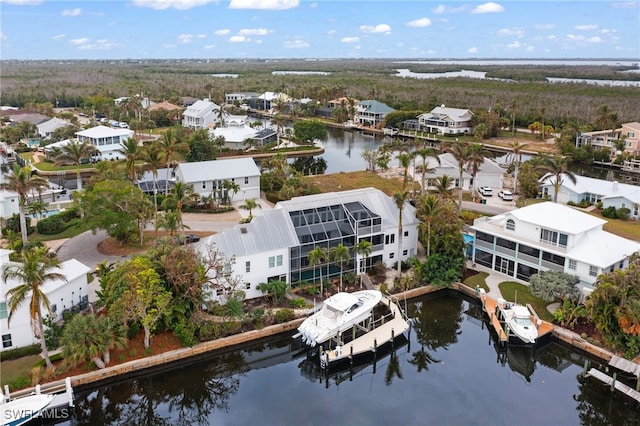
140, 142, 164, 220
536, 155, 577, 202
118, 137, 141, 187
2, 247, 66, 368
239, 198, 261, 217
60, 314, 126, 369
508, 141, 529, 194
53, 140, 99, 191
413, 147, 440, 196
158, 128, 189, 195
396, 151, 413, 190
393, 190, 409, 280
466, 143, 486, 202
329, 243, 350, 292
443, 142, 471, 215
162, 181, 198, 230
417, 195, 443, 257
308, 246, 328, 298
434, 175, 455, 200
0, 164, 48, 245
354, 239, 372, 288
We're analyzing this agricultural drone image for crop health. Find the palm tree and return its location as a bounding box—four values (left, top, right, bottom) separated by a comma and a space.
60, 314, 126, 369
444, 141, 471, 215
118, 137, 141, 186
466, 143, 486, 202
393, 190, 409, 280
329, 243, 350, 292
434, 175, 456, 200
239, 198, 261, 216
354, 240, 372, 288
271, 114, 287, 146
396, 151, 413, 191
158, 128, 189, 195
413, 147, 440, 196
140, 142, 164, 220
417, 195, 443, 257
308, 246, 328, 298
0, 164, 49, 245
163, 181, 197, 229
223, 180, 241, 205
508, 141, 528, 194
53, 140, 98, 191
536, 155, 577, 203
155, 210, 185, 236
2, 247, 66, 368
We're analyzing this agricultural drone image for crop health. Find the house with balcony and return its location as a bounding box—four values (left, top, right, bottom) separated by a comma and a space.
225, 92, 259, 106
200, 188, 419, 301
44, 125, 134, 162
353, 100, 395, 127
575, 122, 640, 156
0, 249, 91, 351
417, 106, 474, 135
173, 157, 261, 202
181, 99, 220, 130
210, 115, 277, 149
471, 202, 640, 294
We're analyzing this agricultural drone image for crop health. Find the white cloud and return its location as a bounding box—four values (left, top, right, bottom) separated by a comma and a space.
586, 36, 602, 43
360, 24, 391, 34
204, 44, 215, 49
2, 0, 42, 4
497, 27, 524, 37
229, 0, 299, 10
283, 39, 309, 49
238, 28, 269, 36
341, 37, 359, 43
229, 35, 247, 42
77, 39, 117, 51
406, 17, 432, 28
327, 30, 336, 35
61, 8, 81, 16
132, 0, 217, 10
197, 34, 207, 38
178, 34, 193, 43
468, 46, 478, 54
432, 5, 445, 14
69, 37, 90, 45
534, 24, 555, 31
52, 34, 66, 40
471, 2, 504, 14
0, 32, 6, 42
506, 41, 523, 49
214, 29, 230, 35
612, 2, 638, 9
574, 24, 598, 31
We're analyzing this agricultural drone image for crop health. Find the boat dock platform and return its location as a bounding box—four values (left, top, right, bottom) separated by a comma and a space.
2, 376, 75, 422
320, 297, 410, 369
479, 291, 554, 346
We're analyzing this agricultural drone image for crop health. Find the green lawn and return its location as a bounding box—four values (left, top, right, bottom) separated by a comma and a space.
0, 355, 41, 388
498, 281, 554, 322
463, 271, 490, 293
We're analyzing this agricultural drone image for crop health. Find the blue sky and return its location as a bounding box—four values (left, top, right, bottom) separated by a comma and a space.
1, 1, 638, 60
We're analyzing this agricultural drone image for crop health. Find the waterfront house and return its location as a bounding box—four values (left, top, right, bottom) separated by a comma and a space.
353, 100, 395, 127
0, 190, 20, 219
201, 188, 419, 301
173, 157, 261, 202
36, 117, 70, 140
539, 173, 639, 213
417, 106, 474, 135
575, 122, 640, 156
182, 99, 221, 130
471, 202, 640, 294
256, 92, 291, 112
46, 125, 134, 162
225, 92, 259, 106
420, 152, 472, 191
210, 115, 277, 150
0, 249, 91, 351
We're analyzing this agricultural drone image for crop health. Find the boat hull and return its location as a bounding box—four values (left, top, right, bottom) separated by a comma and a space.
0, 394, 54, 426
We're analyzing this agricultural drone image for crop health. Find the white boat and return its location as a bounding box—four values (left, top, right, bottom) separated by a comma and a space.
0, 393, 54, 426
383, 127, 399, 136
496, 298, 538, 344
297, 290, 382, 347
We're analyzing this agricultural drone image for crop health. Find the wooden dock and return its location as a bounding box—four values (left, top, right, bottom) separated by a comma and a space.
587, 368, 640, 403
480, 293, 554, 345
322, 298, 410, 367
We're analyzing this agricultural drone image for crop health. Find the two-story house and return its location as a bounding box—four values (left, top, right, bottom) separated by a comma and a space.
353, 100, 395, 127
1, 249, 91, 351
200, 188, 419, 302
575, 122, 640, 156
73, 125, 134, 161
182, 99, 220, 130
173, 157, 261, 202
417, 106, 474, 135
471, 202, 640, 295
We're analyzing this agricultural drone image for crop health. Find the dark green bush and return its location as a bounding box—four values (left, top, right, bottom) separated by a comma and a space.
9, 376, 31, 390
197, 320, 219, 342
275, 308, 295, 323
601, 206, 617, 219
36, 208, 80, 234
616, 207, 630, 220
290, 298, 306, 309
0, 344, 40, 361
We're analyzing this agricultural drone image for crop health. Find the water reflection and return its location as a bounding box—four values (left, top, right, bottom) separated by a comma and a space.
68, 294, 640, 425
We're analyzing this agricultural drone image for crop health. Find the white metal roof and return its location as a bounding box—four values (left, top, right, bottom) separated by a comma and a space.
212, 124, 258, 143
569, 229, 640, 268
507, 202, 605, 235
183, 99, 219, 118
539, 173, 639, 198
175, 157, 260, 183
75, 125, 133, 139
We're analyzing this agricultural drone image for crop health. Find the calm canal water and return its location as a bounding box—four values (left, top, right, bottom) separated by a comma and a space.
68, 294, 639, 425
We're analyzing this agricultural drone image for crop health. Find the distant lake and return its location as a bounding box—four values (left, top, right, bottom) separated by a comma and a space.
272, 71, 331, 75
394, 59, 639, 67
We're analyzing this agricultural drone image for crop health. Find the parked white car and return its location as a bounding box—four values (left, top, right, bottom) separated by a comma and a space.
119, 122, 129, 129
479, 186, 493, 196
498, 190, 513, 201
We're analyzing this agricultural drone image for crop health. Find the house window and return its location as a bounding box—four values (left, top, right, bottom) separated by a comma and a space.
540, 228, 568, 248
276, 255, 283, 267
245, 282, 251, 290
568, 259, 577, 270
245, 176, 249, 184
245, 261, 250, 273
404, 231, 408, 237
268, 256, 275, 268
385, 234, 395, 245
2, 334, 11, 348
506, 219, 515, 231
403, 250, 408, 256
0, 302, 7, 319
202, 182, 206, 189
619, 260, 625, 269
589, 265, 598, 277
389, 253, 395, 259
51, 304, 57, 313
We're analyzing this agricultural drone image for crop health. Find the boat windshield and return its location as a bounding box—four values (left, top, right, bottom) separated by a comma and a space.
323, 306, 338, 319
347, 301, 363, 314
513, 316, 533, 327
